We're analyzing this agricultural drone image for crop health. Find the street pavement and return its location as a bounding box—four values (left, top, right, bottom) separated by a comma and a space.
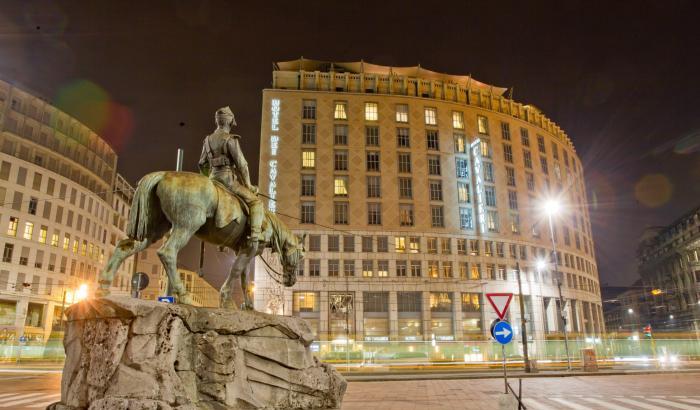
0, 371, 699, 409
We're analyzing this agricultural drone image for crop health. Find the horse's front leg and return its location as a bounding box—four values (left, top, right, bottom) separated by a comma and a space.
240, 243, 259, 311
220, 247, 253, 310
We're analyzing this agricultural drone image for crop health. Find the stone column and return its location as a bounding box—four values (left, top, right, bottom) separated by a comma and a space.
389, 291, 398, 341
453, 291, 463, 340
422, 291, 431, 341
354, 291, 364, 341
319, 291, 329, 341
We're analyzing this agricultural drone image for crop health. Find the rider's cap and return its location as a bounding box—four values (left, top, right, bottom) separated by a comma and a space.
215, 106, 236, 126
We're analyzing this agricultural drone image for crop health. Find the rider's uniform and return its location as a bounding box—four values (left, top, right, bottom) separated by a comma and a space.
198, 129, 263, 242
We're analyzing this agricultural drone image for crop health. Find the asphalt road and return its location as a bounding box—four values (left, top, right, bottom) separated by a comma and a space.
0, 371, 699, 409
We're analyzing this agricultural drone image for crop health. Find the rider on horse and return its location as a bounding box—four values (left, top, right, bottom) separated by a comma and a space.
198, 107, 264, 250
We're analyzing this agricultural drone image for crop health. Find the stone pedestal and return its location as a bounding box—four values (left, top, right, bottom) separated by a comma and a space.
48, 296, 346, 410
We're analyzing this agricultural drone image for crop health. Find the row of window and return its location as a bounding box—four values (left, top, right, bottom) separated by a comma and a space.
1, 242, 102, 281
301, 234, 597, 276
299, 99, 581, 170
3, 217, 105, 261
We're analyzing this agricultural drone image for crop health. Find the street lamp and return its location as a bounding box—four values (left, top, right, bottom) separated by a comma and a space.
628, 308, 634, 314
542, 197, 572, 371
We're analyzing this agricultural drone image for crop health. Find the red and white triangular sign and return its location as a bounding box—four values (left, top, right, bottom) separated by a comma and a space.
486, 293, 513, 320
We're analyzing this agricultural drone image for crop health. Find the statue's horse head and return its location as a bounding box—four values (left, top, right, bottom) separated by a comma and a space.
280, 233, 305, 287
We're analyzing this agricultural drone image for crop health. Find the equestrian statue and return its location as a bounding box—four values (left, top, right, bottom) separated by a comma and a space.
96, 107, 304, 310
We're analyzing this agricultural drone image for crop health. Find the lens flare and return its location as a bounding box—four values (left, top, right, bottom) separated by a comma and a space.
634, 174, 673, 208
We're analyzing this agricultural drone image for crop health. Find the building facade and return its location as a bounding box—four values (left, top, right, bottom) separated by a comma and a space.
0, 80, 134, 345
255, 59, 603, 343
637, 208, 700, 333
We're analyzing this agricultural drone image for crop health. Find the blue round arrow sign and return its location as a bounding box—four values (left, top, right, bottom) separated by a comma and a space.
491, 320, 513, 345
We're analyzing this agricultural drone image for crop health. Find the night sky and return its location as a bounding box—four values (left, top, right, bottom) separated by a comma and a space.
1, 0, 699, 287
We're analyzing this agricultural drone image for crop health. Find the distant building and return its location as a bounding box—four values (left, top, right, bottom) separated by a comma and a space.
637, 207, 700, 333
255, 59, 604, 342
601, 283, 648, 335
0, 80, 134, 344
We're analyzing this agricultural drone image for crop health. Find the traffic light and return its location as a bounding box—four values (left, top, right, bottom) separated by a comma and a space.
643, 324, 652, 338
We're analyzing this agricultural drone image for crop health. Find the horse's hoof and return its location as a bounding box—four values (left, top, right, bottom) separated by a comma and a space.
178, 293, 194, 305
220, 298, 239, 310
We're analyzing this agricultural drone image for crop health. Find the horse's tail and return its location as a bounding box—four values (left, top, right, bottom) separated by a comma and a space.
127, 171, 167, 241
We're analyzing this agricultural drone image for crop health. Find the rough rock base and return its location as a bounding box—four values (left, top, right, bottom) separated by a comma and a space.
48, 296, 346, 410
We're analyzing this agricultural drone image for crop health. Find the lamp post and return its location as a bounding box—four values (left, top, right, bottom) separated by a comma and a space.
544, 199, 572, 371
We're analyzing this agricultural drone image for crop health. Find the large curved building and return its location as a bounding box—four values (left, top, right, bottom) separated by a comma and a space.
255, 59, 603, 345
0, 80, 134, 345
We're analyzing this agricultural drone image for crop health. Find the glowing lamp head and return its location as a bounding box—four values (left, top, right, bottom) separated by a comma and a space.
543, 199, 562, 216
628, 308, 634, 314
536, 259, 547, 271
74, 283, 89, 302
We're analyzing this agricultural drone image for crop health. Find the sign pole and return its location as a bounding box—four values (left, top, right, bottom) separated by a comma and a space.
502, 343, 507, 394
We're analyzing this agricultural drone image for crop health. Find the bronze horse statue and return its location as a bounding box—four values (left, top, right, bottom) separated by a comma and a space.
96, 171, 305, 310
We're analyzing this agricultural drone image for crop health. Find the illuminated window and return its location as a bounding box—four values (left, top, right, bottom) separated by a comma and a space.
480, 140, 490, 157
424, 107, 437, 125
72, 239, 78, 254
470, 264, 481, 280
461, 293, 481, 312
334, 177, 348, 196
428, 261, 439, 278
510, 213, 520, 234
23, 222, 34, 240
81, 240, 87, 256
38, 225, 47, 244
63, 234, 70, 250
487, 210, 499, 232
399, 204, 414, 227
458, 182, 470, 203
395, 236, 406, 253
334, 101, 347, 120
362, 260, 373, 277
459, 207, 473, 230
454, 133, 466, 153
377, 260, 388, 277
409, 237, 420, 253
302, 151, 315, 168
365, 102, 378, 121
51, 232, 59, 247
293, 292, 319, 313
442, 262, 453, 278
452, 111, 464, 129
430, 292, 452, 312
477, 115, 489, 134
7, 217, 18, 237
396, 104, 408, 122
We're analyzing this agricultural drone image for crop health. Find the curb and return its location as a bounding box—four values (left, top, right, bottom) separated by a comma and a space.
343, 368, 700, 382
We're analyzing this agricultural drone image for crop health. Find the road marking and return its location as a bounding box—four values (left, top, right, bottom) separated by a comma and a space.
27, 394, 61, 408
549, 398, 593, 410
647, 398, 699, 410
582, 397, 632, 410
612, 397, 668, 410
522, 398, 559, 410
679, 398, 700, 405
0, 393, 48, 407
